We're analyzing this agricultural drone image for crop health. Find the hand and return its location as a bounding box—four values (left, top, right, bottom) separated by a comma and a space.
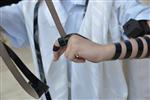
53, 34, 106, 63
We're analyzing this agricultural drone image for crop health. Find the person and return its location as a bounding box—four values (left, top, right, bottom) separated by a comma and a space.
0, 0, 150, 100
53, 0, 150, 99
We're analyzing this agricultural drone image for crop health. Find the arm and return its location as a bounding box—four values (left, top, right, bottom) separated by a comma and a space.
98, 35, 150, 61
0, 1, 28, 47
52, 21, 150, 63
99, 20, 150, 61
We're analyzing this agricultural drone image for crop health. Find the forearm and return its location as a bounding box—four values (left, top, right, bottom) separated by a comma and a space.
53, 20, 150, 63
98, 20, 150, 61
99, 35, 150, 61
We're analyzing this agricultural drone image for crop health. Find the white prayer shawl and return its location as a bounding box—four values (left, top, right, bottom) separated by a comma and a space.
1, 0, 150, 99
18, 0, 150, 99
20, 0, 69, 99
20, 0, 86, 99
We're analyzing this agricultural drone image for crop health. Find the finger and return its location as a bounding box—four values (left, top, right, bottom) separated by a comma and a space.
53, 39, 60, 61
53, 47, 66, 61
65, 47, 86, 63
53, 39, 60, 51
53, 39, 66, 61
72, 58, 86, 63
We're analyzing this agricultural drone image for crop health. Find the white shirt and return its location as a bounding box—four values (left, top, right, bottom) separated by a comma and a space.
0, 0, 86, 99
0, 0, 150, 99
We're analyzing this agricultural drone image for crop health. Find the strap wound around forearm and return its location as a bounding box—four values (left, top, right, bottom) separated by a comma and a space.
112, 43, 122, 60
124, 40, 132, 59
135, 38, 144, 58
144, 36, 150, 57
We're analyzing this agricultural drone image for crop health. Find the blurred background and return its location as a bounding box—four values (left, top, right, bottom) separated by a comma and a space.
0, 30, 37, 100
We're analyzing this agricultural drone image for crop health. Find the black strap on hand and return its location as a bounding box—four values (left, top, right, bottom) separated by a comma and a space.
53, 33, 88, 52
53, 34, 76, 52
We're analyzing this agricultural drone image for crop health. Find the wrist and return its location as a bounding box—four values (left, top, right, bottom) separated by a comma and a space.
97, 44, 115, 61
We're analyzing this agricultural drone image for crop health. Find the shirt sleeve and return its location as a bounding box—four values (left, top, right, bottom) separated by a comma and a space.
117, 0, 150, 39
0, 1, 29, 48
118, 0, 150, 25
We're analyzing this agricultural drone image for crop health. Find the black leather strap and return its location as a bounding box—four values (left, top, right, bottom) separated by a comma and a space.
84, 0, 89, 15
124, 40, 132, 59
53, 33, 89, 52
0, 0, 21, 7
135, 38, 144, 58
0, 41, 49, 99
123, 19, 150, 38
58, 37, 68, 47
33, 1, 51, 100
144, 36, 150, 57
53, 45, 60, 52
112, 43, 122, 60
139, 20, 150, 35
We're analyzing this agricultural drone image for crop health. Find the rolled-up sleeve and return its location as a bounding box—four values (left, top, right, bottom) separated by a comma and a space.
0, 2, 29, 48
118, 0, 150, 26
